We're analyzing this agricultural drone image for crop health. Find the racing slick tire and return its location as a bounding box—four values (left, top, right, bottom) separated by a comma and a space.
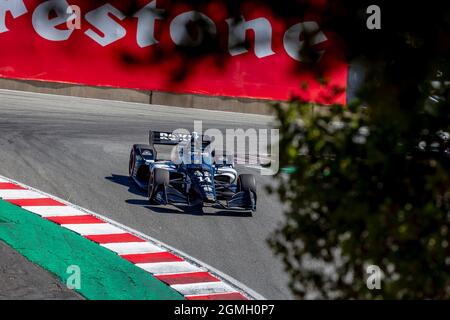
152, 168, 170, 186
237, 174, 256, 193
237, 174, 257, 212
129, 144, 154, 178
128, 148, 136, 178
148, 168, 170, 202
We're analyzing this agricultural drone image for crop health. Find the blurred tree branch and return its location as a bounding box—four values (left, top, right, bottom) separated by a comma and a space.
268, 1, 450, 299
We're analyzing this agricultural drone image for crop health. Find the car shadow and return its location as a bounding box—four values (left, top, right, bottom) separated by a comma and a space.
107, 173, 252, 217
214, 210, 253, 217
125, 199, 204, 216
125, 199, 252, 217
105, 174, 145, 197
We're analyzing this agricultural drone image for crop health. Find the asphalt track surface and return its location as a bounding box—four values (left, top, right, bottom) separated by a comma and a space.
0, 240, 81, 299
0, 89, 292, 299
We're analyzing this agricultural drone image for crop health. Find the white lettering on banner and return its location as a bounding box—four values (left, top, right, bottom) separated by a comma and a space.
2, 0, 329, 62
170, 11, 217, 47
66, 5, 82, 30
226, 16, 275, 58
134, 0, 165, 48
85, 4, 126, 47
283, 21, 328, 62
32, 0, 73, 41
0, 0, 27, 33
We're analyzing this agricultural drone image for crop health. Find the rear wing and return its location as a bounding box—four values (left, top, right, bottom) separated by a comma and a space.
149, 131, 191, 146
149, 130, 213, 148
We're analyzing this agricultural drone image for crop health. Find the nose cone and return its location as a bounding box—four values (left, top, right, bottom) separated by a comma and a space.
201, 191, 217, 203
191, 169, 216, 203
194, 176, 216, 203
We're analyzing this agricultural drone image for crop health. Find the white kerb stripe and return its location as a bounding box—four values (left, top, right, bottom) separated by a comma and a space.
62, 223, 124, 235
171, 282, 235, 296
136, 261, 203, 275
0, 178, 10, 182
22, 206, 90, 217
0, 190, 47, 199
101, 242, 165, 255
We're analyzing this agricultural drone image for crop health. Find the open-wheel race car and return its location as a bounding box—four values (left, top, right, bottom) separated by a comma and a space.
128, 131, 257, 212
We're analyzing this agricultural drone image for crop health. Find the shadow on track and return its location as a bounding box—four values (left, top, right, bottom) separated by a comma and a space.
106, 174, 253, 217
105, 174, 145, 197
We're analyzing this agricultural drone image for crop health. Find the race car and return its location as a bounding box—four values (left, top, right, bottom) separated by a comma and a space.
128, 130, 257, 212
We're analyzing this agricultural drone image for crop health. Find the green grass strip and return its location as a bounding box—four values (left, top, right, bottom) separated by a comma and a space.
0, 200, 183, 300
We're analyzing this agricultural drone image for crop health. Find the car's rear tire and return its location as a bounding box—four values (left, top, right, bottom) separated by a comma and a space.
237, 174, 256, 193
130, 144, 154, 180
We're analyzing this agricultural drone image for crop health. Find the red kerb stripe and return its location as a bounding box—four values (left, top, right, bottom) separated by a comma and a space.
7, 198, 66, 206
45, 215, 105, 225
0, 183, 25, 190
186, 292, 248, 300
121, 252, 183, 264
85, 233, 146, 244
156, 272, 220, 285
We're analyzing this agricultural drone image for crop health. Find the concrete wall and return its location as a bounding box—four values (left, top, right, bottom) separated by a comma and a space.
0, 78, 274, 115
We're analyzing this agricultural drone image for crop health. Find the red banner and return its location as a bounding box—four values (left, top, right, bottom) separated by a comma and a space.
0, 0, 348, 104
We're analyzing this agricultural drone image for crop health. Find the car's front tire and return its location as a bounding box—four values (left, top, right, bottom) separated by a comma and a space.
128, 149, 135, 178
237, 174, 256, 193
237, 174, 257, 212
148, 168, 170, 202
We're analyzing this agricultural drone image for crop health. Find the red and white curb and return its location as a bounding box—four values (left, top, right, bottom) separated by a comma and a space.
0, 175, 264, 300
